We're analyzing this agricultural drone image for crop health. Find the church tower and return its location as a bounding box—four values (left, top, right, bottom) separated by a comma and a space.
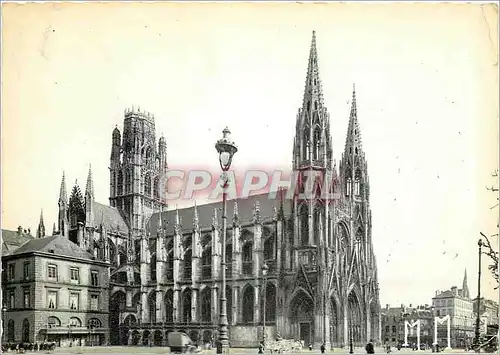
292, 31, 334, 251
58, 172, 69, 237
339, 86, 371, 244
109, 108, 168, 235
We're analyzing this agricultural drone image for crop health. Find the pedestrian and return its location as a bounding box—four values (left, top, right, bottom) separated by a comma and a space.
320, 342, 326, 353
309, 342, 313, 351
365, 339, 375, 354
258, 342, 264, 354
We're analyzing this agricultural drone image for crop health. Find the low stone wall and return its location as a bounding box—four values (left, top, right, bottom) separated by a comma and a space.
229, 325, 276, 348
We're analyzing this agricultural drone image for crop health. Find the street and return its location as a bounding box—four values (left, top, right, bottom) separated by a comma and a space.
19, 346, 475, 355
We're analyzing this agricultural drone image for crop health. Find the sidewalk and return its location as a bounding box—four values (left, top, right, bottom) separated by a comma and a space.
12, 346, 472, 354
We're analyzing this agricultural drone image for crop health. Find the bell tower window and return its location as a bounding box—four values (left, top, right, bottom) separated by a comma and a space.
346, 178, 352, 197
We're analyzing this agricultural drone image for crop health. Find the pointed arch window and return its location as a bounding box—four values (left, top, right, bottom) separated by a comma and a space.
314, 101, 318, 110
125, 170, 131, 193
144, 174, 151, 196
303, 130, 309, 159
346, 178, 352, 197
182, 290, 192, 323
242, 286, 255, 324
313, 208, 321, 245
354, 170, 362, 197
184, 249, 192, 280
242, 242, 253, 276
299, 204, 309, 246
313, 127, 321, 160
201, 288, 211, 323
153, 177, 159, 199
117, 171, 123, 196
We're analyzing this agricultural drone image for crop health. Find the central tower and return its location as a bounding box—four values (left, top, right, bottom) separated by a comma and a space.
109, 108, 168, 234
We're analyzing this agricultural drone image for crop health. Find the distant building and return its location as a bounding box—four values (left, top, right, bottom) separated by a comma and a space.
473, 297, 499, 330
1, 233, 110, 346
381, 304, 433, 347
432, 270, 474, 348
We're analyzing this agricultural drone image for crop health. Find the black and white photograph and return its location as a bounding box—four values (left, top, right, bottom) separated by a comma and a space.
1, 2, 498, 354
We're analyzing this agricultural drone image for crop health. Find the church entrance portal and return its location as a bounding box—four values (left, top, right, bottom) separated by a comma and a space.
300, 322, 312, 346
290, 289, 314, 347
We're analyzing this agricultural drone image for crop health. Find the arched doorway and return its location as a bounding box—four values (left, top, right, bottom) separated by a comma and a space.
289, 289, 314, 347
348, 292, 362, 346
330, 297, 340, 347
109, 291, 126, 345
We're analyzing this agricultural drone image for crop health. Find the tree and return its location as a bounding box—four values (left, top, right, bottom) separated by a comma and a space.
480, 169, 499, 289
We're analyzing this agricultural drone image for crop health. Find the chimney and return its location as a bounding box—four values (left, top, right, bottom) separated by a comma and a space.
17, 226, 23, 235
451, 286, 458, 296
410, 303, 413, 308
386, 304, 389, 310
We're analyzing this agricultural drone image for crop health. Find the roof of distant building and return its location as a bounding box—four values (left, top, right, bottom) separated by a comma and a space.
6, 234, 94, 260
433, 288, 470, 301
2, 229, 35, 256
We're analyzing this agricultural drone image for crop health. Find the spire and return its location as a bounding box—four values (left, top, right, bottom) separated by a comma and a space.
343, 84, 363, 158
85, 164, 95, 200
301, 30, 325, 113
253, 201, 261, 225
59, 172, 68, 206
158, 204, 163, 229
232, 201, 239, 226
174, 206, 181, 234
193, 201, 199, 230
462, 269, 470, 299
37, 209, 46, 238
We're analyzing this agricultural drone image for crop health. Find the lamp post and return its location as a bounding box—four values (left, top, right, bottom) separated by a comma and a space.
215, 127, 238, 354
474, 239, 483, 352
262, 262, 269, 345
1, 306, 6, 344
349, 324, 354, 354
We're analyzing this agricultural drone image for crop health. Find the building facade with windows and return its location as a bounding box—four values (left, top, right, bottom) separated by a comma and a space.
1, 234, 110, 347
431, 271, 474, 348
381, 304, 433, 347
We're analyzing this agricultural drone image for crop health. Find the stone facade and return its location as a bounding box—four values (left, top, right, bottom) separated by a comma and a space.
1, 235, 110, 347
101, 31, 381, 349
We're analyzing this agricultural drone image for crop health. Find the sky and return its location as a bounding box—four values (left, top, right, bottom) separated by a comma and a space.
2, 2, 499, 307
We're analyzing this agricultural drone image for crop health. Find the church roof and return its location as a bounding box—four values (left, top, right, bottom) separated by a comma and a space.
2, 229, 35, 256
92, 201, 129, 234
147, 193, 292, 235
7, 234, 94, 260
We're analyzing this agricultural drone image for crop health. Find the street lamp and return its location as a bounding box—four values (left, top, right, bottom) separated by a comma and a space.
1, 306, 7, 343
474, 238, 483, 352
262, 262, 269, 346
349, 324, 354, 354
215, 127, 238, 354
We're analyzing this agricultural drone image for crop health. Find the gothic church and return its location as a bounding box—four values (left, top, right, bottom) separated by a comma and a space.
52, 31, 381, 348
